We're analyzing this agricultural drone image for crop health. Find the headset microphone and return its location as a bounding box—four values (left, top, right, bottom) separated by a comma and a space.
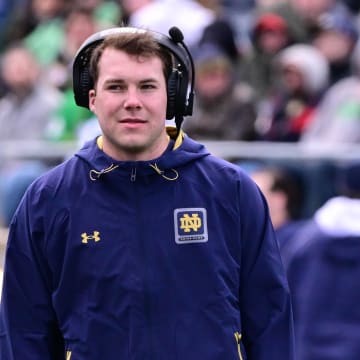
169, 27, 184, 43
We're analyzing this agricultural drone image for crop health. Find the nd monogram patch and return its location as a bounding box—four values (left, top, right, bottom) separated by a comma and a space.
174, 208, 208, 244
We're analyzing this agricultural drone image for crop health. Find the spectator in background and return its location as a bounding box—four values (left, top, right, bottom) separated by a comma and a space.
1, 0, 44, 49
11, 0, 70, 66
286, 161, 360, 360
183, 43, 257, 140
300, 51, 360, 144
240, 11, 292, 103
0, 45, 62, 140
44, 7, 98, 142
120, 0, 215, 48
197, 17, 240, 64
249, 164, 306, 263
287, 0, 351, 40
311, 6, 359, 86
216, 0, 256, 53
73, 0, 122, 29
46, 7, 100, 91
0, 45, 62, 226
254, 0, 309, 44
256, 44, 329, 141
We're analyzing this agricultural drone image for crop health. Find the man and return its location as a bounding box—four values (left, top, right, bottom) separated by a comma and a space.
0, 27, 294, 359
182, 43, 257, 141
286, 161, 360, 359
0, 45, 62, 226
249, 164, 306, 263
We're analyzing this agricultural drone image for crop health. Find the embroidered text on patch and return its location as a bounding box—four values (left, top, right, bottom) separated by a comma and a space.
174, 208, 208, 244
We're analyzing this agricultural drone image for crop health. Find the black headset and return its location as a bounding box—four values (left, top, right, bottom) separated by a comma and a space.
72, 26, 195, 129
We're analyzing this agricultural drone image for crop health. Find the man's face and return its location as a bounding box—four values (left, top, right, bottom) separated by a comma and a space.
89, 48, 169, 161
2, 48, 39, 94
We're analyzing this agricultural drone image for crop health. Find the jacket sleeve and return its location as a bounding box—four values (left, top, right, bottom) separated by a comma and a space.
0, 186, 64, 360
238, 174, 295, 359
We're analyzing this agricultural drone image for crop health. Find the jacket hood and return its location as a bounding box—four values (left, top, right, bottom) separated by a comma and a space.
75, 127, 210, 181
315, 196, 360, 237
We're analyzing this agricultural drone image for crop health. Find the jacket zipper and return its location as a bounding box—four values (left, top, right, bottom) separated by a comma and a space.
130, 167, 137, 182
234, 332, 244, 360
66, 350, 72, 360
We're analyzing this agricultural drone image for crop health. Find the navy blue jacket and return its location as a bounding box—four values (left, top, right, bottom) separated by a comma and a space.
0, 132, 294, 359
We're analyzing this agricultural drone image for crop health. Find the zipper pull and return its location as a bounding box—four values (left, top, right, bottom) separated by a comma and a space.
130, 167, 137, 182
234, 332, 244, 360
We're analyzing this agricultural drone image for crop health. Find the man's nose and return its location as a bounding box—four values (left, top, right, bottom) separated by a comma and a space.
124, 87, 141, 109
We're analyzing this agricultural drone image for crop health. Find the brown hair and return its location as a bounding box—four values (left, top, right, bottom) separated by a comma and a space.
89, 31, 173, 86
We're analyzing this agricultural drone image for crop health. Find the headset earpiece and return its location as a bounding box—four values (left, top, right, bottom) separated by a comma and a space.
166, 70, 179, 120
79, 67, 92, 101
73, 42, 100, 108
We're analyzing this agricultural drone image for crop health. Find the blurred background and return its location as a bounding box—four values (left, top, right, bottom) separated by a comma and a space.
1, 1, 360, 356
0, 0, 359, 226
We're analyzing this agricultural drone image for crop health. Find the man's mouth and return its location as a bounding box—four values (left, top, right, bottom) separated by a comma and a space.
120, 118, 146, 124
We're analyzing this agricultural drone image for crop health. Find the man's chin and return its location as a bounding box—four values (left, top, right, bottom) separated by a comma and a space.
113, 138, 152, 159
120, 143, 147, 154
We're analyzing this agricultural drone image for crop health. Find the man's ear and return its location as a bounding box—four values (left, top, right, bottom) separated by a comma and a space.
89, 89, 96, 112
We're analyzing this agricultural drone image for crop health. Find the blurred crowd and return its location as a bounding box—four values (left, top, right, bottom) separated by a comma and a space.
0, 0, 359, 145
1, 1, 360, 357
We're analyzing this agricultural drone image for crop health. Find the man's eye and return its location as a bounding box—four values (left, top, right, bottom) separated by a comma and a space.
107, 84, 125, 91
141, 83, 157, 90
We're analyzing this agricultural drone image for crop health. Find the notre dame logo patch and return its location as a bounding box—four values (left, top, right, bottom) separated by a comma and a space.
174, 208, 208, 244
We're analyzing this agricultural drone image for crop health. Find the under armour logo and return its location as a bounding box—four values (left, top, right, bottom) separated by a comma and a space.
81, 231, 101, 244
